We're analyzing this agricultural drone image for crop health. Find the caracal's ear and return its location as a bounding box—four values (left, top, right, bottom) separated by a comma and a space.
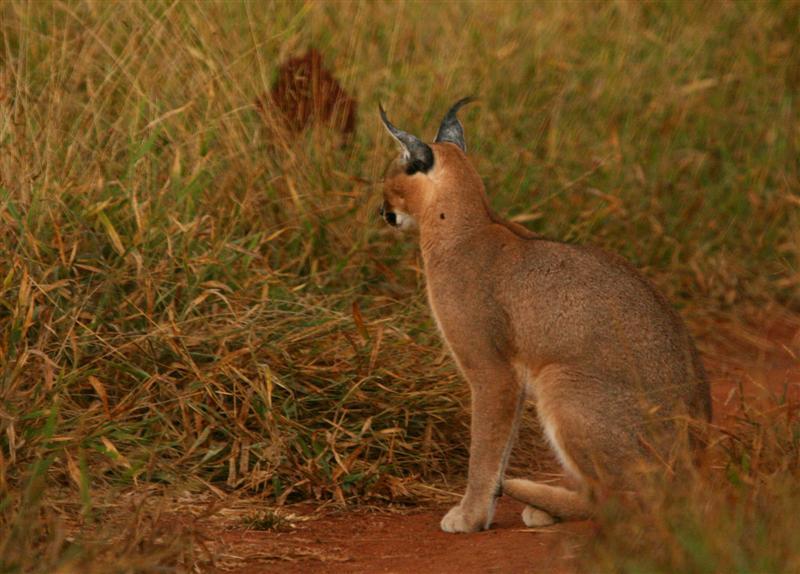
434, 96, 476, 153
379, 103, 434, 175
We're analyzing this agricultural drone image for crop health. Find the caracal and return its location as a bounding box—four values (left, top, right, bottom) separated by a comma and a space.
378, 98, 711, 533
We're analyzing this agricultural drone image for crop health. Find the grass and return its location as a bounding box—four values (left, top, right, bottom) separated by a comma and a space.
586, 373, 800, 573
0, 0, 798, 571
242, 509, 292, 532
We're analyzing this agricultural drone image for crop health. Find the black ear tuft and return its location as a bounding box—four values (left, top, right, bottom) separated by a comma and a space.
434, 96, 477, 152
379, 103, 434, 173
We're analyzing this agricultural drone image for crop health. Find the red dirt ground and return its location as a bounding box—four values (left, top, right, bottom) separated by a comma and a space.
211, 499, 592, 574
196, 316, 799, 574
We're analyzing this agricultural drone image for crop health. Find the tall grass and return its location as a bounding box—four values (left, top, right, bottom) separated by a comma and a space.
0, 0, 798, 570
586, 376, 800, 573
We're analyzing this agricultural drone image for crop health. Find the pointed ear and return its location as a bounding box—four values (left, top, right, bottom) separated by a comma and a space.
434, 96, 476, 152
379, 103, 434, 174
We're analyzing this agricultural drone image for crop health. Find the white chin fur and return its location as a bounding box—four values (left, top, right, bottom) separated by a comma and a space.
394, 211, 417, 231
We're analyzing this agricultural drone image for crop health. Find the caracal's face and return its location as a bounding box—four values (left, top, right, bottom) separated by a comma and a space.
379, 153, 437, 232
378, 98, 472, 234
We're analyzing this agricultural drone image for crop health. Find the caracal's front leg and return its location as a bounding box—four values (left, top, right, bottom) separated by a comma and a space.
441, 363, 525, 533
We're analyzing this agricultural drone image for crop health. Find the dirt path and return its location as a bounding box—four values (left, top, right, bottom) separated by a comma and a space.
198, 317, 799, 574
212, 499, 591, 574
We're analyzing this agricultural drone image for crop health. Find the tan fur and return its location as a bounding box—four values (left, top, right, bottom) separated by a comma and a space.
381, 143, 711, 533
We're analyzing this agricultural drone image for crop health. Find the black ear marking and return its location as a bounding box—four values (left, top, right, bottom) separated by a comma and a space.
434, 96, 477, 152
406, 157, 432, 175
379, 103, 434, 174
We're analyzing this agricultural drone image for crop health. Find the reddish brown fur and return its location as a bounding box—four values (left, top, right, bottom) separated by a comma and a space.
257, 49, 356, 137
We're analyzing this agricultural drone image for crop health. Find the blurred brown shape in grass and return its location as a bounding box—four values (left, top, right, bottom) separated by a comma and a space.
257, 48, 357, 141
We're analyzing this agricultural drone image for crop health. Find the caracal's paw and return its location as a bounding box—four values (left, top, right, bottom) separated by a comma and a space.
522, 505, 556, 527
440, 504, 486, 533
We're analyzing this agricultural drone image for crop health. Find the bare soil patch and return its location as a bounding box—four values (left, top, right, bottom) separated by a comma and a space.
210, 499, 591, 574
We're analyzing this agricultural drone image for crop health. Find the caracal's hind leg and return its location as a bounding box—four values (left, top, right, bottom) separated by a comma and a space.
505, 365, 642, 525
440, 361, 525, 533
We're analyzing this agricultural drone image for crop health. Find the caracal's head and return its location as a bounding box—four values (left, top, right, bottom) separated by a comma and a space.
378, 97, 480, 232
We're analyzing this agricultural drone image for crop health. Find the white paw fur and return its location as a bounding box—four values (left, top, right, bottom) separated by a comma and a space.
440, 504, 484, 533
522, 506, 556, 527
